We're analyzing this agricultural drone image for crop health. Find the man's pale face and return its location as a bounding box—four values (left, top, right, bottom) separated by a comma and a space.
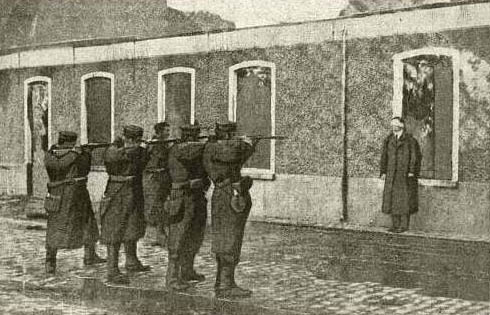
392, 125, 403, 134
158, 127, 170, 139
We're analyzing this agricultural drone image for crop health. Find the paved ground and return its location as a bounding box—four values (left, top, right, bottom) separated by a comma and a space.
0, 197, 489, 314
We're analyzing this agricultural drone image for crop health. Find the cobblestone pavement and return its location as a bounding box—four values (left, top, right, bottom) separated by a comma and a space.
0, 199, 489, 314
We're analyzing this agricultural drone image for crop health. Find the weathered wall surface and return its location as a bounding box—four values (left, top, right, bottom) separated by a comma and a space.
1, 20, 490, 236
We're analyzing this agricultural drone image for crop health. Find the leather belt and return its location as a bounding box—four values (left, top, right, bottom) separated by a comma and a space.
47, 176, 87, 188
109, 175, 135, 182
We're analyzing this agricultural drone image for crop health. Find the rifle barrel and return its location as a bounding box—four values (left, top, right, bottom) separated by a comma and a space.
233, 135, 287, 140
82, 142, 112, 149
145, 135, 209, 145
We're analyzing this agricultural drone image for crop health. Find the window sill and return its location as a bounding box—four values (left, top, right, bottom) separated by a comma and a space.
418, 179, 458, 188
241, 168, 275, 180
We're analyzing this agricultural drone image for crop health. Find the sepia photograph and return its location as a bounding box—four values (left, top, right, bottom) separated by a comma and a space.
0, 0, 489, 314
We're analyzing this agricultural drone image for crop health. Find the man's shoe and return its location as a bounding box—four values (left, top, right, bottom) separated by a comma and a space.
126, 262, 151, 272
84, 254, 107, 266
167, 280, 191, 292
107, 272, 130, 285
215, 286, 252, 299
181, 270, 205, 282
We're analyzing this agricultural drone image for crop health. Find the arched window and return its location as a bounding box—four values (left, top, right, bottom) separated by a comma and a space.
81, 72, 115, 167
393, 48, 460, 186
157, 67, 195, 138
229, 61, 276, 179
24, 76, 51, 195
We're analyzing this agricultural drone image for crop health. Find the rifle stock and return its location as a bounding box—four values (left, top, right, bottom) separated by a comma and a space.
144, 135, 209, 145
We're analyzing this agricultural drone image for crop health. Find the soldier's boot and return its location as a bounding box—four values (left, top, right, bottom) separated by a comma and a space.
230, 263, 252, 295
166, 257, 190, 291
181, 254, 205, 282
106, 243, 129, 285
214, 256, 222, 291
124, 241, 151, 272
83, 243, 107, 266
151, 225, 168, 247
45, 247, 57, 275
215, 259, 252, 299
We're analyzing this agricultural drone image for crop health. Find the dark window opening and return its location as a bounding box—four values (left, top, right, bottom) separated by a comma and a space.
402, 55, 453, 180
164, 72, 192, 138
85, 77, 112, 167
236, 66, 272, 170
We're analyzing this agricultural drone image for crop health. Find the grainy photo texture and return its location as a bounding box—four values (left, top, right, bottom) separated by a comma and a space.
0, 0, 489, 314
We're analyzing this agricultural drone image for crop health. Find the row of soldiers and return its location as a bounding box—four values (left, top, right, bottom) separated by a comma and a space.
43, 121, 258, 298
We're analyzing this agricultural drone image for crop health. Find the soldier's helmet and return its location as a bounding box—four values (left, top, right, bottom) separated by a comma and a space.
58, 131, 77, 144
154, 121, 169, 133
215, 121, 237, 133
123, 124, 144, 139
180, 123, 201, 138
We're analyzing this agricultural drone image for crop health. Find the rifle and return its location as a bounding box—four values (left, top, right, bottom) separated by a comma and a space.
81, 142, 112, 149
143, 135, 209, 145
232, 135, 288, 141
50, 142, 111, 153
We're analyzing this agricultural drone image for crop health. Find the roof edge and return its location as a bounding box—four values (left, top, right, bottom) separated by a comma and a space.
1, 0, 489, 56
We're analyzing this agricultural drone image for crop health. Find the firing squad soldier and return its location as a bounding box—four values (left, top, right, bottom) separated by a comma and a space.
143, 121, 172, 247
203, 121, 258, 298
44, 131, 105, 275
166, 123, 209, 291
100, 125, 151, 285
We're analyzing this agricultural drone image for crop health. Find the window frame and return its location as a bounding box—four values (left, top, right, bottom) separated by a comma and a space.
228, 60, 276, 180
24, 76, 52, 165
80, 72, 115, 171
392, 47, 460, 187
157, 67, 196, 124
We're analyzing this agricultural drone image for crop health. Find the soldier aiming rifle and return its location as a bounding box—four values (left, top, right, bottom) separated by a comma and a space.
44, 131, 106, 275
203, 122, 287, 298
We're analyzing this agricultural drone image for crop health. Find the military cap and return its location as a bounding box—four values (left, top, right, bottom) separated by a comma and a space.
180, 123, 201, 135
154, 121, 169, 133
123, 124, 144, 138
58, 131, 77, 143
215, 121, 237, 133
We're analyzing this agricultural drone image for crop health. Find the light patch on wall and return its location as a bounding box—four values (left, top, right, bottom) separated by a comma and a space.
459, 51, 490, 149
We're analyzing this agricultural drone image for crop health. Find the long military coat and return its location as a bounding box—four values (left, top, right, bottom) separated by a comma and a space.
143, 140, 171, 226
203, 139, 254, 264
380, 132, 421, 215
44, 145, 99, 249
166, 141, 207, 257
100, 144, 148, 244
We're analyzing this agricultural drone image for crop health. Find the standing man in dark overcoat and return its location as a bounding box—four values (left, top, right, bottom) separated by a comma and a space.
101, 125, 150, 285
203, 121, 257, 298
143, 121, 172, 247
380, 117, 421, 233
44, 131, 105, 275
166, 123, 209, 291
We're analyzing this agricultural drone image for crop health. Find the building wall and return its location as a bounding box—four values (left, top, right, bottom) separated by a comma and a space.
1, 4, 490, 237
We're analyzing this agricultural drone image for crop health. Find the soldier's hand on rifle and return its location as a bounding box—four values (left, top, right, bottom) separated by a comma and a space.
72, 146, 83, 154
241, 136, 254, 146
140, 140, 149, 149
113, 136, 124, 148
